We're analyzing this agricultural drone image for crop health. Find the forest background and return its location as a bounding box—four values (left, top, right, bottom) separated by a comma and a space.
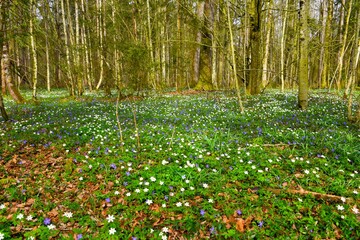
0, 0, 359, 119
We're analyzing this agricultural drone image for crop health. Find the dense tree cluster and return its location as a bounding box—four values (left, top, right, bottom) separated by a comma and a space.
0, 0, 359, 118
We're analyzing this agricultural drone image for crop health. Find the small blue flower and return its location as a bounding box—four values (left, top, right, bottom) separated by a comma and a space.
105, 198, 111, 203
43, 218, 51, 225
200, 209, 205, 216
258, 220, 264, 228
236, 209, 242, 216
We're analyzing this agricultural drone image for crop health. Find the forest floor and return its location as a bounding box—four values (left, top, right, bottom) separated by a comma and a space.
0, 89, 359, 239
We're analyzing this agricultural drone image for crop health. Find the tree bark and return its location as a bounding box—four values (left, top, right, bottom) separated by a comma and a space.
248, 0, 262, 95
261, 0, 273, 89
227, 0, 244, 113
29, 0, 38, 99
298, 0, 309, 110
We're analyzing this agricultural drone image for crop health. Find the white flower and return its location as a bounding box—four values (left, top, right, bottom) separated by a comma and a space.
159, 181, 164, 185
26, 215, 33, 221
353, 190, 358, 195
176, 202, 182, 207
126, 192, 131, 197
341, 215, 345, 219
88, 164, 92, 169
150, 177, 156, 182
28, 236, 35, 240
162, 203, 166, 208
145, 199, 153, 205
0, 232, 4, 240
106, 215, 115, 223
63, 212, 73, 218
17, 213, 24, 220
47, 224, 56, 230
341, 197, 346, 203
114, 191, 120, 195
162, 227, 169, 233
304, 169, 310, 174
180, 188, 185, 192
144, 182, 149, 186
244, 171, 248, 175
135, 189, 141, 193
202, 183, 209, 188
162, 160, 169, 165
190, 187, 195, 190
336, 205, 344, 211
184, 202, 190, 207
0, 204, 5, 210
298, 198, 303, 202
109, 228, 116, 235
352, 206, 359, 214
143, 188, 149, 192
79, 177, 83, 181
185, 179, 190, 184
161, 235, 168, 240
208, 199, 213, 203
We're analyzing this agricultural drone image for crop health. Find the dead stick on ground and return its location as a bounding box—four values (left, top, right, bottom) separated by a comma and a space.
267, 185, 358, 204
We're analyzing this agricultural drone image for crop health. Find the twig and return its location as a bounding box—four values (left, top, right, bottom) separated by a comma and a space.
267, 185, 358, 204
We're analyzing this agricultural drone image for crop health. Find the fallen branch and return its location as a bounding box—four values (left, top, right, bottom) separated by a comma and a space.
267, 185, 358, 204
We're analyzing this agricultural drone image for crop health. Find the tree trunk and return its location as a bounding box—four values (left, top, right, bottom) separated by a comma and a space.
298, 0, 309, 110
2, 44, 24, 103
262, 0, 273, 89
248, 0, 262, 95
280, 0, 289, 92
227, 0, 244, 113
29, 0, 38, 99
193, 1, 205, 86
337, 0, 352, 92
346, 9, 360, 122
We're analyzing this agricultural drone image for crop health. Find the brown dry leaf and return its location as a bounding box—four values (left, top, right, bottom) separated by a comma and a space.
25, 198, 35, 207
236, 218, 245, 232
282, 182, 288, 187
107, 181, 114, 189
294, 173, 304, 178
48, 208, 59, 217
292, 224, 297, 230
222, 215, 232, 229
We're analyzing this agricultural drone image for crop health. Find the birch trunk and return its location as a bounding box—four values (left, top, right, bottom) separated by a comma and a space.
95, 0, 104, 90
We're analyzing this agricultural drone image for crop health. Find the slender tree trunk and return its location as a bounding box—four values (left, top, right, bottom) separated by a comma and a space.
146, 0, 156, 90
298, 0, 309, 110
281, 0, 289, 92
193, 1, 205, 86
29, 0, 38, 99
322, 0, 333, 88
337, 0, 352, 92
60, 0, 73, 95
318, 0, 326, 89
211, 0, 218, 90
248, 0, 262, 95
346, 10, 359, 121
95, 0, 104, 90
227, 0, 244, 113
262, 0, 273, 89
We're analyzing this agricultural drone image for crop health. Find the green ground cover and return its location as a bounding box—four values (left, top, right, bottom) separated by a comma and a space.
0, 90, 359, 239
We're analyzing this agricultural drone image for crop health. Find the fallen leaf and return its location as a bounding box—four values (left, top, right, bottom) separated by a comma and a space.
236, 218, 245, 232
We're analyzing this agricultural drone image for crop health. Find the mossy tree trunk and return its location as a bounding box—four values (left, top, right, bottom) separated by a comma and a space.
194, 0, 214, 91
248, 0, 262, 95
298, 0, 309, 110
